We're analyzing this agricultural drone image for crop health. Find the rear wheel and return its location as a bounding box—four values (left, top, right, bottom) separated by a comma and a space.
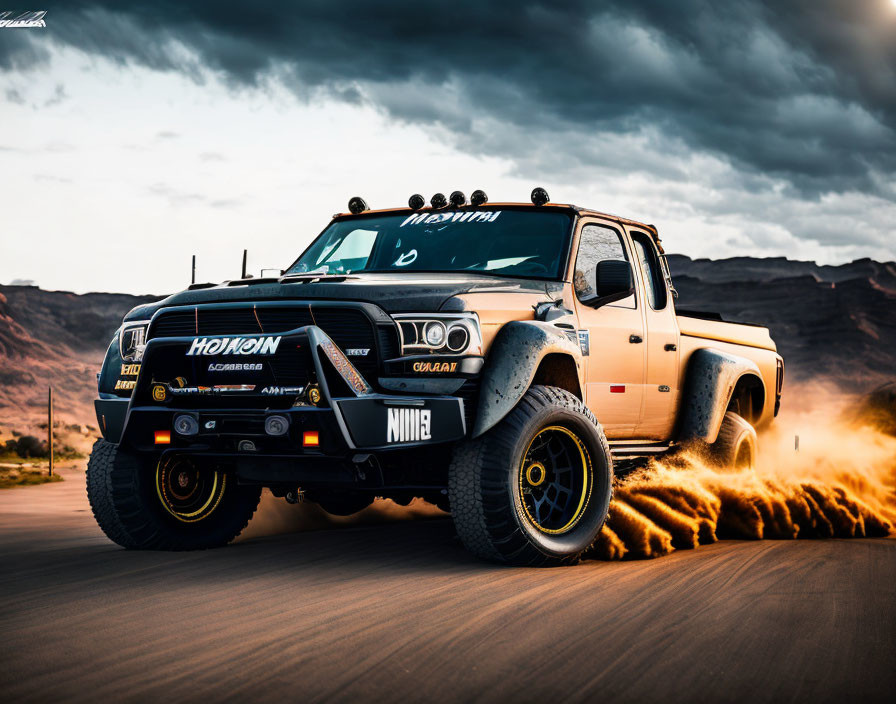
708, 412, 758, 471
448, 385, 613, 567
87, 439, 261, 550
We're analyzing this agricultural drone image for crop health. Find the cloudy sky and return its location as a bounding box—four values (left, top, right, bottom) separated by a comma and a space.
1, 1, 894, 295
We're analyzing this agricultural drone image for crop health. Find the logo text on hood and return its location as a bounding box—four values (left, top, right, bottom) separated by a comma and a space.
186, 336, 282, 356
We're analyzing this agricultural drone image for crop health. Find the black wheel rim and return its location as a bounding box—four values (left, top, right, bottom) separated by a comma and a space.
155, 456, 226, 523
518, 425, 592, 535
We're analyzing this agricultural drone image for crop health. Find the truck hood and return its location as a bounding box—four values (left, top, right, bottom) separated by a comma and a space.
124, 273, 562, 322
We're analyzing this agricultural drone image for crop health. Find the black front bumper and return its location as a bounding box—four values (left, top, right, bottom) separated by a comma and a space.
96, 324, 468, 471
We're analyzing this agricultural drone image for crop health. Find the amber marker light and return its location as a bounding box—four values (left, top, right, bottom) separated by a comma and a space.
303, 431, 320, 447
154, 430, 172, 444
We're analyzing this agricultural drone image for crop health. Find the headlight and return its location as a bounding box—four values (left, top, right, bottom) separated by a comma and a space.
395, 313, 482, 356
119, 320, 150, 362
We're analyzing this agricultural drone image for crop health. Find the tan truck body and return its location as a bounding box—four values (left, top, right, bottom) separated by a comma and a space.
450, 205, 783, 447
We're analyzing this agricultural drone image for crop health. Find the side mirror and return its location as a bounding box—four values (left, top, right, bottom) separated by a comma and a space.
592, 260, 634, 307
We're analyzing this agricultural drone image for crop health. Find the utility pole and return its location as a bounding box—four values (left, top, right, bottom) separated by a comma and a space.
47, 387, 54, 476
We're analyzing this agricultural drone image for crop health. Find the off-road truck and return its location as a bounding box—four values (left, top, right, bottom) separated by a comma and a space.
88, 188, 784, 566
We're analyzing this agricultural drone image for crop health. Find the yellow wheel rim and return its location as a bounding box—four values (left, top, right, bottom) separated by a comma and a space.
518, 425, 592, 535
155, 456, 226, 523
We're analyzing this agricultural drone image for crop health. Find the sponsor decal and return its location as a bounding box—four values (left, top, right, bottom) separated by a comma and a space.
260, 386, 304, 395
345, 348, 370, 357
120, 363, 141, 376
412, 361, 458, 373
168, 385, 255, 395
319, 339, 370, 395
186, 336, 281, 356
152, 384, 168, 402
399, 210, 502, 227
207, 363, 263, 372
204, 420, 217, 430
114, 379, 136, 391
387, 408, 432, 443
577, 330, 590, 357
0, 10, 46, 28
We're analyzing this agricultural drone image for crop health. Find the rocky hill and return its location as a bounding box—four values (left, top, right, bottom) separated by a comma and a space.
0, 286, 158, 427
667, 255, 896, 387
0, 255, 893, 427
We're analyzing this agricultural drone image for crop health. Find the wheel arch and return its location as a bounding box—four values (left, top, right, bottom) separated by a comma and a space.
679, 347, 765, 443
473, 321, 584, 438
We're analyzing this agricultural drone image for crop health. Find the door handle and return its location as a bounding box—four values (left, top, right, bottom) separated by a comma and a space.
664, 343, 677, 351
629, 334, 643, 344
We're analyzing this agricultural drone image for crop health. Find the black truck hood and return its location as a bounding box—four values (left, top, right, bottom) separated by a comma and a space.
124, 273, 561, 322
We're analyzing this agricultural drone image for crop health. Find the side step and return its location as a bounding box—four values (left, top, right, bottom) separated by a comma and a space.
608, 442, 674, 461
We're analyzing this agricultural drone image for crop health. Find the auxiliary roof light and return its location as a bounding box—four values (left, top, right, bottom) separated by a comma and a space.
430, 192, 447, 209
470, 189, 488, 206
530, 187, 550, 206
348, 196, 368, 214
408, 193, 425, 210
449, 191, 466, 207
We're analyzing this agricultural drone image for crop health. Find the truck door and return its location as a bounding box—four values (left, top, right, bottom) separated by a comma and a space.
570, 221, 646, 439
627, 229, 681, 440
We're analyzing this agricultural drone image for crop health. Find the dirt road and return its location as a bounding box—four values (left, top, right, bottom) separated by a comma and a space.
2, 468, 894, 703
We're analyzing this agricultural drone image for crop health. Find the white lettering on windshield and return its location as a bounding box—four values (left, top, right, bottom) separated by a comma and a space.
399, 211, 502, 227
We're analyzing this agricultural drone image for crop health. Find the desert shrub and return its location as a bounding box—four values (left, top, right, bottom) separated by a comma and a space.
9, 435, 48, 458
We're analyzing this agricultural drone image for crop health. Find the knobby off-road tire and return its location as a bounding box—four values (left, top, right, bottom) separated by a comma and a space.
448, 385, 613, 567
708, 411, 758, 471
86, 439, 261, 550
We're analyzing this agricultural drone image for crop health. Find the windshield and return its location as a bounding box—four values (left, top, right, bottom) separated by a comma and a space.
287, 209, 574, 280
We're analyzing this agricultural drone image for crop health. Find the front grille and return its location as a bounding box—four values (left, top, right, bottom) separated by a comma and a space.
148, 304, 392, 385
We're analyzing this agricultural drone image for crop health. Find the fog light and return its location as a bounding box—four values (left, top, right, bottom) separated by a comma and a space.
348, 196, 368, 214
470, 189, 488, 206
173, 414, 199, 436
265, 415, 289, 436
154, 430, 171, 445
430, 192, 447, 209
408, 193, 425, 210
530, 186, 550, 206
238, 439, 256, 452
449, 190, 466, 206
303, 431, 320, 447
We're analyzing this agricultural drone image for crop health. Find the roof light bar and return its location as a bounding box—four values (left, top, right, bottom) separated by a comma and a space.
348, 196, 368, 214
470, 189, 488, 206
531, 187, 550, 206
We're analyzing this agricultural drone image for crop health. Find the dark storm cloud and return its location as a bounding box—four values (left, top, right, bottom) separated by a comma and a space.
2, 1, 894, 196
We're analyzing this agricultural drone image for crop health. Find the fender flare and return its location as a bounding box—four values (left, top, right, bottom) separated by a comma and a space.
679, 347, 763, 443
473, 321, 584, 438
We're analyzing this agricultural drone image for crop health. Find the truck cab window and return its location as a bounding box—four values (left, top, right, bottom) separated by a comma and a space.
631, 233, 667, 310
574, 224, 635, 308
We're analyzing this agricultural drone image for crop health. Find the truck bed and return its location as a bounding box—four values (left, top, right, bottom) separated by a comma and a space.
677, 311, 776, 351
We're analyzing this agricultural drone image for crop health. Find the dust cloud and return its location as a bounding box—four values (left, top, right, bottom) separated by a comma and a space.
590, 384, 896, 560
241, 384, 895, 562
237, 493, 446, 542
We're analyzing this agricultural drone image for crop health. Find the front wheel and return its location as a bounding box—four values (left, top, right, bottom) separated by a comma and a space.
448, 385, 613, 567
86, 439, 261, 550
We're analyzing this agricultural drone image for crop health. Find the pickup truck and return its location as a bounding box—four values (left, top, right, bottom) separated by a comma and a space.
87, 188, 784, 566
